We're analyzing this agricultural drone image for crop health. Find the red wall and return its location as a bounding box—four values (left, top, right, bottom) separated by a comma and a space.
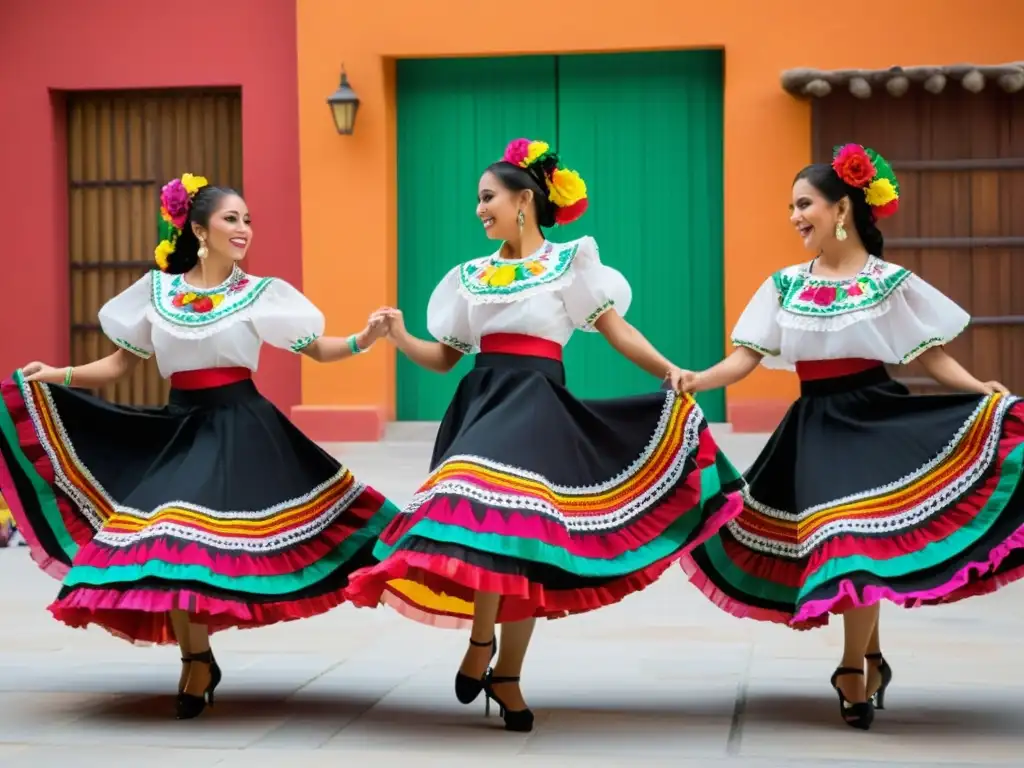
0, 0, 302, 411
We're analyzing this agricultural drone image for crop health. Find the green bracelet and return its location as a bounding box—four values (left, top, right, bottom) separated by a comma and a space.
347, 335, 362, 355
63, 367, 74, 386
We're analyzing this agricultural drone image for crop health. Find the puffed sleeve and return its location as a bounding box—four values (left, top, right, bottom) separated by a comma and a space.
98, 271, 155, 359
560, 236, 633, 331
250, 278, 326, 352
884, 273, 971, 363
426, 266, 477, 354
730, 277, 782, 359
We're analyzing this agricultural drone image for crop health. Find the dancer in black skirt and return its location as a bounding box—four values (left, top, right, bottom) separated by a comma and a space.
0, 174, 399, 719
676, 143, 1024, 730
345, 138, 745, 731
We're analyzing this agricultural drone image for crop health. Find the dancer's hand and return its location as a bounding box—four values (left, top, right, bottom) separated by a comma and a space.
358, 313, 391, 348
665, 366, 699, 394
22, 362, 67, 384
369, 307, 406, 340
981, 380, 1009, 395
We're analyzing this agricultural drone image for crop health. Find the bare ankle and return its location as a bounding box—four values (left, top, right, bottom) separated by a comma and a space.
840, 657, 865, 672
491, 662, 522, 679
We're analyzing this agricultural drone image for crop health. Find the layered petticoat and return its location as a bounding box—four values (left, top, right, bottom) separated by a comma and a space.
0, 371, 398, 644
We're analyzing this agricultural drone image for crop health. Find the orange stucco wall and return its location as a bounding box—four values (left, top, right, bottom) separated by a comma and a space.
295, 0, 1021, 433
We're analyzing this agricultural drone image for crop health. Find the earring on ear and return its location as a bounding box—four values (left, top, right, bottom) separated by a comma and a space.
517, 209, 526, 233
835, 220, 848, 241
197, 238, 208, 259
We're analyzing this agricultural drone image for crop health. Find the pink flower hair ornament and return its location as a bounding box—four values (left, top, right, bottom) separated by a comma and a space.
154, 173, 209, 270
502, 138, 589, 225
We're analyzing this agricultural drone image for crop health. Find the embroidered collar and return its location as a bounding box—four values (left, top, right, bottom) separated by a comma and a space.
772, 256, 911, 316
457, 241, 579, 300
150, 266, 273, 326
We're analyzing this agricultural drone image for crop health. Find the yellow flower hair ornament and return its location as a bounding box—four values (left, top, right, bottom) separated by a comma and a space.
502, 138, 589, 225
831, 144, 900, 219
154, 172, 210, 270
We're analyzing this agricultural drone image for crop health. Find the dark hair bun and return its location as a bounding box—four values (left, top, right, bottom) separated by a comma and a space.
155, 182, 239, 274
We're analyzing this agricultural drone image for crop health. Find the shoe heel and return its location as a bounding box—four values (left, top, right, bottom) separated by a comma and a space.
865, 652, 892, 711
483, 671, 534, 733
208, 658, 222, 708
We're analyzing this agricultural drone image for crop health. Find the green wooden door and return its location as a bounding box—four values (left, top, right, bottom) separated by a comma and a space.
396, 51, 725, 421
396, 56, 557, 420
555, 51, 725, 421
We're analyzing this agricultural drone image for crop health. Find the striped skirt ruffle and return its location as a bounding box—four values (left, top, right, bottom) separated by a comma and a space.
680, 366, 1024, 629
344, 352, 745, 628
0, 371, 398, 644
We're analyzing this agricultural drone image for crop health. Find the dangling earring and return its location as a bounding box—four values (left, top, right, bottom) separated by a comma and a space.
517, 209, 525, 234
197, 238, 208, 259
835, 221, 848, 241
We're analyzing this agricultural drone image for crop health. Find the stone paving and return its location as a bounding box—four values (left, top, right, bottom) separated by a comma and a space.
0, 430, 1022, 767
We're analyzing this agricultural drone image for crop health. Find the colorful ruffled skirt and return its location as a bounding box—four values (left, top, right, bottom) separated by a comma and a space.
0, 369, 398, 644
344, 344, 745, 628
680, 363, 1024, 629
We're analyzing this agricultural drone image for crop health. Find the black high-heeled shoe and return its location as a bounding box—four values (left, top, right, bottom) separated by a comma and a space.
178, 656, 191, 694
483, 670, 534, 732
830, 666, 874, 731
454, 636, 497, 704
865, 652, 892, 710
175, 650, 222, 720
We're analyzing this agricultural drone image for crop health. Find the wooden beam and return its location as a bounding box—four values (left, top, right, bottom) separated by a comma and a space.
68, 179, 157, 189
782, 62, 1024, 98
70, 261, 154, 270
972, 316, 1024, 326
887, 237, 1024, 250
891, 158, 1024, 171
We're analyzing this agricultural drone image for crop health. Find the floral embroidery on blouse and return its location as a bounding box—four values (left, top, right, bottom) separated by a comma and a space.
899, 321, 970, 363
151, 267, 273, 327
289, 333, 320, 353
583, 298, 615, 327
772, 256, 910, 317
113, 337, 153, 359
458, 242, 579, 299
441, 335, 474, 354
732, 338, 779, 356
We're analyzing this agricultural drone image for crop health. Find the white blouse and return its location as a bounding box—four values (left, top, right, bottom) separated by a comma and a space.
731, 256, 970, 370
98, 266, 325, 378
426, 236, 631, 353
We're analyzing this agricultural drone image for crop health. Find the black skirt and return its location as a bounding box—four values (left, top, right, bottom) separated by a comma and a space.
680, 366, 1024, 628
0, 372, 398, 644
345, 351, 745, 627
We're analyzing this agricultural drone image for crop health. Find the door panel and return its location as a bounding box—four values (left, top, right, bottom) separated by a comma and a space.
556, 51, 726, 419
396, 56, 558, 420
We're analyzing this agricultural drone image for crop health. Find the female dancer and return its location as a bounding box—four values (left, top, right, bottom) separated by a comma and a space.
345, 139, 745, 732
678, 144, 1024, 730
0, 174, 398, 719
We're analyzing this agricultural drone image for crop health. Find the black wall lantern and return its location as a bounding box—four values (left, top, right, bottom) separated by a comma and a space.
327, 66, 360, 135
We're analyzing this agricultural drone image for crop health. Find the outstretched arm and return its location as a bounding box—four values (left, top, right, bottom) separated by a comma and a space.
917, 347, 1008, 395
593, 310, 695, 392
301, 317, 389, 363
690, 347, 762, 392
23, 349, 141, 387
594, 310, 674, 380
374, 308, 463, 374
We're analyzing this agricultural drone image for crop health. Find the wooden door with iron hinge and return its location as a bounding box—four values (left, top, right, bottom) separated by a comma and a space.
813, 88, 1024, 394
67, 88, 243, 406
